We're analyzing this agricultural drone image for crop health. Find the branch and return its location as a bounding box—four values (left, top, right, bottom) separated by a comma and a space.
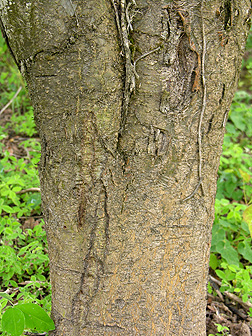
16, 187, 40, 195
0, 86, 22, 116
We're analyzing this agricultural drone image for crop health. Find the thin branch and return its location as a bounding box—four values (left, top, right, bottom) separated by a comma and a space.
224, 291, 252, 311
181, 178, 202, 203
18, 280, 45, 285
0, 86, 22, 116
126, 2, 133, 31
133, 46, 161, 78
24, 333, 47, 336
16, 187, 41, 194
110, 0, 123, 45
198, 7, 207, 182
209, 275, 222, 287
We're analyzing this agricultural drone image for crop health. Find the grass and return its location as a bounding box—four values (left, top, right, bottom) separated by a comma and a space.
0, 29, 252, 334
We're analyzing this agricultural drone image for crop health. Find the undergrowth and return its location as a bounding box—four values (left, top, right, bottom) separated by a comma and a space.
0, 34, 51, 335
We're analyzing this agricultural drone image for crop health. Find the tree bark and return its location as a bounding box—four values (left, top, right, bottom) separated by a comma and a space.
1, 0, 251, 335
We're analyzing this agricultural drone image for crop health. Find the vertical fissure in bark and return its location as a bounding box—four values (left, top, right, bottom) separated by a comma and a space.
109, 0, 134, 141
224, 0, 232, 29
111, 0, 161, 153
177, 2, 206, 202
73, 178, 110, 330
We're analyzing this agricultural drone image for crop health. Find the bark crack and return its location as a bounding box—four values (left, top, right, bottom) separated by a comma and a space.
72, 179, 110, 331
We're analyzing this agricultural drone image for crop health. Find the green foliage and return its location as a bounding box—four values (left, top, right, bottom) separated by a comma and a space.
208, 323, 230, 336
10, 106, 37, 137
0, 32, 51, 335
0, 148, 41, 217
209, 32, 252, 307
0, 294, 55, 336
215, 263, 252, 302
243, 204, 252, 237
2, 307, 24, 336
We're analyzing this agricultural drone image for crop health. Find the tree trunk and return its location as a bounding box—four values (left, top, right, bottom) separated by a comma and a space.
1, 0, 251, 335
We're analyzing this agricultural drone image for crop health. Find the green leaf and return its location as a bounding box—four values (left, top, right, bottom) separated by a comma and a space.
216, 240, 239, 266
2, 307, 25, 336
2, 205, 16, 213
0, 292, 13, 301
12, 186, 22, 192
239, 169, 251, 183
211, 227, 226, 248
238, 241, 252, 263
16, 303, 55, 332
243, 269, 250, 282
209, 253, 218, 270
215, 269, 226, 281
242, 293, 249, 302
230, 110, 246, 131
243, 205, 252, 238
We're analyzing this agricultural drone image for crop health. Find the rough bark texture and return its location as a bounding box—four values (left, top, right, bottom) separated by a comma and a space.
1, 0, 251, 335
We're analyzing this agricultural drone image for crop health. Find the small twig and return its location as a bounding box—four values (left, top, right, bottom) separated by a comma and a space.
110, 0, 123, 45
3, 287, 19, 295
209, 275, 224, 301
19, 215, 43, 219
24, 146, 31, 159
181, 178, 202, 203
209, 275, 222, 287
126, 2, 133, 31
209, 276, 252, 312
225, 302, 249, 321
224, 291, 252, 311
16, 187, 40, 194
222, 110, 229, 127
133, 46, 161, 78
198, 7, 207, 182
0, 86, 22, 116
134, 46, 161, 66
24, 333, 47, 336
18, 280, 45, 285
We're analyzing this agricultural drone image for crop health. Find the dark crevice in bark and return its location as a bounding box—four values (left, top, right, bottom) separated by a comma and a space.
219, 83, 226, 104
92, 119, 116, 158
34, 74, 57, 78
72, 179, 110, 330
224, 0, 232, 30
207, 115, 214, 134
110, 0, 136, 164
162, 7, 171, 40
102, 180, 110, 258
77, 190, 86, 228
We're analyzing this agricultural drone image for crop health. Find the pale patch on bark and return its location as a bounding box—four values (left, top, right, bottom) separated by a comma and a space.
60, 0, 77, 16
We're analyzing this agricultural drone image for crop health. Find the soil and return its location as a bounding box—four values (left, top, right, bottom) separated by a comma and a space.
206, 284, 252, 335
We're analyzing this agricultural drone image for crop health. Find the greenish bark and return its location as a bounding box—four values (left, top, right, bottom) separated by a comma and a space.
1, 0, 251, 335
